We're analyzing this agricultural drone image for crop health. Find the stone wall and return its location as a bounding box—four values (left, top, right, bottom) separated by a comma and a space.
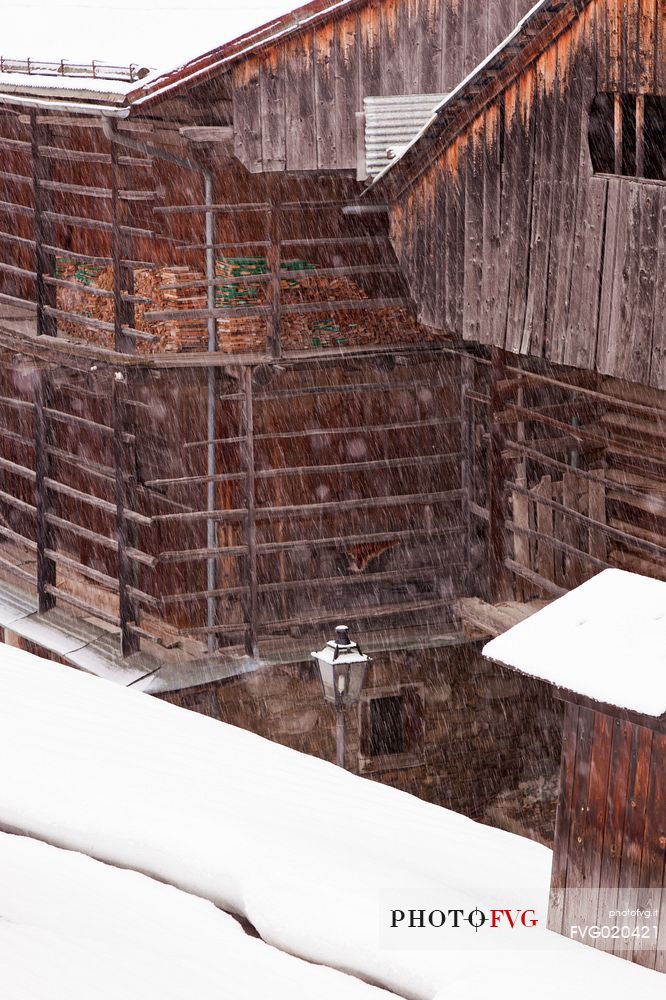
160, 641, 563, 845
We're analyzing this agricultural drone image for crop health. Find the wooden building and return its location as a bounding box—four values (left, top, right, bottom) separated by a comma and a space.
0, 0, 663, 841
485, 569, 666, 972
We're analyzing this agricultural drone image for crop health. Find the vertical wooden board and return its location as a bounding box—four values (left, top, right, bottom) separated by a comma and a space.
626, 0, 641, 91
379, 0, 402, 95
480, 103, 503, 347
522, 49, 558, 357
657, 0, 666, 93
511, 477, 530, 574
443, 0, 465, 92
334, 11, 361, 168
462, 115, 484, 344
420, 0, 443, 93
433, 152, 446, 326
563, 177, 608, 372
487, 0, 516, 54
606, 184, 654, 384
596, 177, 622, 371
639, 0, 657, 93
260, 49, 287, 171
359, 0, 381, 99
613, 723, 653, 959
596, 0, 609, 91
402, 0, 422, 94
445, 139, 465, 333
648, 188, 666, 389
285, 31, 317, 172
535, 475, 555, 583
314, 23, 337, 170
607, 0, 623, 91
232, 59, 263, 172
548, 20, 588, 366
582, 712, 614, 895
595, 718, 634, 954
635, 182, 660, 374
549, 702, 580, 934
504, 66, 537, 356
588, 467, 608, 560
463, 0, 487, 76
561, 471, 581, 586
633, 732, 666, 969
561, 706, 595, 934
562, 6, 603, 372
422, 167, 439, 328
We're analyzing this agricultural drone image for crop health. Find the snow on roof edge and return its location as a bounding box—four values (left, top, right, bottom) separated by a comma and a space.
483, 569, 666, 719
367, 0, 556, 190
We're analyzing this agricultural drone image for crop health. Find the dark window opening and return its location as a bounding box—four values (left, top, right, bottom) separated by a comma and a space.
588, 92, 666, 181
360, 685, 424, 766
369, 695, 404, 756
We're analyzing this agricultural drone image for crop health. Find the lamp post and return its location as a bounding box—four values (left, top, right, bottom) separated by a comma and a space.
312, 625, 371, 769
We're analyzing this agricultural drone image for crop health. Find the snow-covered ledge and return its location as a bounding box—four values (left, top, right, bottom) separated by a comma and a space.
483, 569, 666, 973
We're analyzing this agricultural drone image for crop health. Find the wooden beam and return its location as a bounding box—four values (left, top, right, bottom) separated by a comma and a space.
266, 174, 282, 359
240, 366, 258, 657
113, 374, 139, 655
30, 111, 56, 338
33, 368, 56, 612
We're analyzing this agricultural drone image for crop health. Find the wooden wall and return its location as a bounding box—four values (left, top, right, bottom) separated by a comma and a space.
550, 700, 666, 973
390, 0, 666, 389
231, 0, 534, 172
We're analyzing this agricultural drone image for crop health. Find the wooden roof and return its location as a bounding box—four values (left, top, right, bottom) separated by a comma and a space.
370, 0, 595, 197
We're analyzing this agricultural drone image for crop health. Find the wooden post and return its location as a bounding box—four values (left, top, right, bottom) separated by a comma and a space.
266, 175, 282, 359
240, 366, 258, 656
33, 368, 56, 612
113, 374, 139, 656
613, 92, 623, 175
488, 346, 510, 600
635, 94, 645, 178
460, 353, 475, 595
110, 132, 136, 354
30, 111, 56, 337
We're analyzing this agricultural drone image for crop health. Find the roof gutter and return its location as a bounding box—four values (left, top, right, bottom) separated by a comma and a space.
0, 91, 131, 116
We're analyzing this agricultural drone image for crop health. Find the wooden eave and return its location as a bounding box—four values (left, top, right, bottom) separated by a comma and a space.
126, 0, 369, 109
373, 0, 595, 202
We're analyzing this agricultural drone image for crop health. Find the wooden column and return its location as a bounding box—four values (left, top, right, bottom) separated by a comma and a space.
30, 111, 56, 338
266, 175, 282, 358
110, 131, 136, 354
460, 352, 475, 595
113, 374, 139, 656
488, 346, 510, 600
33, 368, 56, 612
239, 366, 258, 656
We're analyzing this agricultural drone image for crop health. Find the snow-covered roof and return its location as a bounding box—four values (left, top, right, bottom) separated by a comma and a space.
0, 833, 391, 1000
0, 642, 661, 996
0, 0, 353, 107
484, 569, 666, 718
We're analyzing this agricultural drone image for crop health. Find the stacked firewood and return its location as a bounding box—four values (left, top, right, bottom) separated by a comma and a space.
55, 257, 428, 353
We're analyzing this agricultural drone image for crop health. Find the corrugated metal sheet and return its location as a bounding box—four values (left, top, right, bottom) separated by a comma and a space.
363, 93, 448, 180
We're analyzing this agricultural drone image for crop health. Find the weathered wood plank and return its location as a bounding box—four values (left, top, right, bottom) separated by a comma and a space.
285, 31, 317, 171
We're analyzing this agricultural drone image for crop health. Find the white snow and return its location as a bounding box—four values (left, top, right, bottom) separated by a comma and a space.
0, 643, 662, 997
0, 832, 395, 1000
484, 568, 666, 717
0, 1, 329, 79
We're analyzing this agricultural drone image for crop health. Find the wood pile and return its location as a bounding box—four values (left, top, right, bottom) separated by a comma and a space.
55, 257, 429, 354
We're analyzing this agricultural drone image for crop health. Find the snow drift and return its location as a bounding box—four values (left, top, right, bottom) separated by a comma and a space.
0, 645, 661, 998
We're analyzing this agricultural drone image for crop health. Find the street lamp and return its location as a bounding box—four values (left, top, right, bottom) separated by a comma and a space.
312, 625, 371, 769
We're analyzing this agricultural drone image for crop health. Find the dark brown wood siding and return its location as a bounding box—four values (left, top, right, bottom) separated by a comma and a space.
232, 0, 534, 172
549, 700, 666, 973
390, 0, 666, 389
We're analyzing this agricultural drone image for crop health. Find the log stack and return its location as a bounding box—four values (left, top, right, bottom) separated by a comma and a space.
55, 257, 429, 353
